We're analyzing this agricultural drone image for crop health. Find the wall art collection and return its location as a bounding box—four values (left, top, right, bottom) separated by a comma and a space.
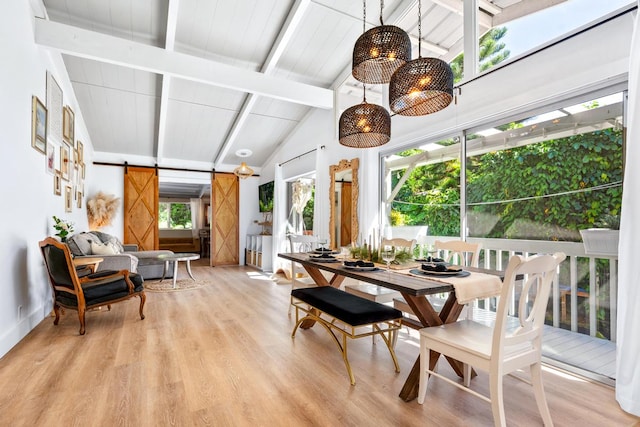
32, 71, 86, 212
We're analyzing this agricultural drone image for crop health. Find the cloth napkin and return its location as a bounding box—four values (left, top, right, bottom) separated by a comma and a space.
398, 269, 502, 305
431, 272, 502, 304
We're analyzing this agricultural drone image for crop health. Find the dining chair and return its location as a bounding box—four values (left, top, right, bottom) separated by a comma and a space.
287, 234, 318, 314
394, 240, 482, 322
418, 252, 566, 427
434, 240, 481, 267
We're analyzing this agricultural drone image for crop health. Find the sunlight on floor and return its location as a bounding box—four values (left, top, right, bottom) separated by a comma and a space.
542, 365, 587, 382
245, 271, 276, 281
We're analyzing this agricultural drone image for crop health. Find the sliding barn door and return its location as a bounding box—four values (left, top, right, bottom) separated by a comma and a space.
123, 166, 158, 251
211, 172, 239, 266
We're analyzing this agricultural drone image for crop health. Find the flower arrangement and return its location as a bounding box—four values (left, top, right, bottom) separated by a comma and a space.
348, 244, 413, 264
52, 216, 74, 242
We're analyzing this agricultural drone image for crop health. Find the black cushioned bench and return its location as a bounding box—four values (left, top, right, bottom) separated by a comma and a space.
291, 286, 403, 385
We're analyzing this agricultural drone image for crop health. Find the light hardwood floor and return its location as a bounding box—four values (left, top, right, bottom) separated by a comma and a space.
1, 263, 638, 426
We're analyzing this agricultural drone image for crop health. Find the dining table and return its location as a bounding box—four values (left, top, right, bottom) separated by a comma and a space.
278, 252, 505, 402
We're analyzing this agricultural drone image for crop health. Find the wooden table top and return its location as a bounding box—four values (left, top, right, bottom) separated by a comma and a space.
278, 252, 505, 297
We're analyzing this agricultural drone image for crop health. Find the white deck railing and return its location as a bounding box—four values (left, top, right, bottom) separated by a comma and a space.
418, 236, 618, 342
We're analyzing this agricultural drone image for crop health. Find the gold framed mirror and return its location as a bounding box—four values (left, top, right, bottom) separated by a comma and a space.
329, 158, 359, 249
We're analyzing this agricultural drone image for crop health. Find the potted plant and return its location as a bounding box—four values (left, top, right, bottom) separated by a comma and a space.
579, 212, 620, 256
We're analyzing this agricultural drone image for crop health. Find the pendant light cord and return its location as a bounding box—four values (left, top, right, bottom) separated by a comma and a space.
417, 0, 422, 58
362, 0, 366, 33
380, 0, 384, 25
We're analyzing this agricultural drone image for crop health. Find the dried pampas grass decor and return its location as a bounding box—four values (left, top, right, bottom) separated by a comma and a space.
87, 192, 120, 229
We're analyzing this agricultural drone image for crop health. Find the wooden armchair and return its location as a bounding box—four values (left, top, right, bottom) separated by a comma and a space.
39, 237, 146, 335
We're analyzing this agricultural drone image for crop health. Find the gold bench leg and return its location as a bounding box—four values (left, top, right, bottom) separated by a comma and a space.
291, 311, 356, 385
290, 304, 401, 386
374, 324, 401, 373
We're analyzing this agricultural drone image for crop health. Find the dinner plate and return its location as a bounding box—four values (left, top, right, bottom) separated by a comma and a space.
343, 265, 379, 272
313, 248, 335, 253
308, 257, 339, 263
409, 268, 470, 278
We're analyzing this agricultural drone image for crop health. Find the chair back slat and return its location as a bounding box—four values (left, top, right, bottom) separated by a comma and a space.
381, 238, 416, 255
434, 240, 481, 267
288, 234, 318, 253
493, 252, 566, 359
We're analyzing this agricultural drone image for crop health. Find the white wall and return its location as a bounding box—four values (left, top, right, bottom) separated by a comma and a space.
0, 0, 97, 357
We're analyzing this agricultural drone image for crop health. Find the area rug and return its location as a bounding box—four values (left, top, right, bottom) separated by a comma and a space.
143, 278, 209, 292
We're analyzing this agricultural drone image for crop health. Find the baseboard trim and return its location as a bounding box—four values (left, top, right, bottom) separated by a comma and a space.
0, 303, 49, 359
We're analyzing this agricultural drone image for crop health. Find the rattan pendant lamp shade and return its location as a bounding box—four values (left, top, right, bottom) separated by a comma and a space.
352, 0, 411, 84
389, 0, 453, 116
339, 89, 391, 148
233, 162, 254, 179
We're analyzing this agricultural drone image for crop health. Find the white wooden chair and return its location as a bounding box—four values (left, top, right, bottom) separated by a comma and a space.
418, 252, 566, 427
434, 240, 481, 268
287, 234, 318, 314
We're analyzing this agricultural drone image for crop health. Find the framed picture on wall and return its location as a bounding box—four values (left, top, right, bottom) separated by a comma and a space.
54, 170, 62, 196
60, 144, 70, 181
76, 191, 82, 209
77, 140, 84, 164
46, 142, 56, 175
64, 185, 72, 212
62, 105, 74, 145
31, 95, 47, 154
46, 71, 62, 145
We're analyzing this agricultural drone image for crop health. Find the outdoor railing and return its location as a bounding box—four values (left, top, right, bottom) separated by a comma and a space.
419, 236, 618, 342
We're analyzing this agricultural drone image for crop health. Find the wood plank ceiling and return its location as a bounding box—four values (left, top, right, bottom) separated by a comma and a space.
36, 0, 565, 181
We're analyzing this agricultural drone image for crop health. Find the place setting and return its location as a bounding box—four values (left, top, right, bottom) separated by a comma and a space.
409, 260, 471, 278
342, 260, 380, 271
307, 236, 340, 262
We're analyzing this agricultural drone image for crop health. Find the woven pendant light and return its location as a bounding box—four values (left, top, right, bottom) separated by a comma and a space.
339, 86, 391, 148
233, 161, 254, 179
389, 0, 453, 116
352, 0, 411, 84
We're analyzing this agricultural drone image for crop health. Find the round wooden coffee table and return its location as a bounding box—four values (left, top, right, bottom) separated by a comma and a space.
158, 253, 201, 289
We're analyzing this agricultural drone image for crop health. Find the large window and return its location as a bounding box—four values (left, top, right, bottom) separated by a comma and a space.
383, 137, 461, 237
466, 92, 623, 241
286, 177, 315, 235
382, 90, 624, 348
159, 202, 192, 230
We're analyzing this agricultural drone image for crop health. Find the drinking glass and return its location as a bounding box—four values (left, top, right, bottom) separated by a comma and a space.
317, 236, 328, 250
381, 245, 396, 271
340, 246, 350, 262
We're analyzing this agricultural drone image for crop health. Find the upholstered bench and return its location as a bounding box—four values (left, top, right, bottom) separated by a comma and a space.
290, 286, 403, 385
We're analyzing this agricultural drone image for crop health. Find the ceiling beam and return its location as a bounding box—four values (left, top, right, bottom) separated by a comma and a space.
492, 0, 567, 26
431, 0, 493, 28
156, 0, 180, 163
213, 0, 312, 167
34, 18, 333, 109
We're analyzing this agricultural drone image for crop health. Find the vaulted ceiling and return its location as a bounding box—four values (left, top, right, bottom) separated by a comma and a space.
36, 0, 565, 176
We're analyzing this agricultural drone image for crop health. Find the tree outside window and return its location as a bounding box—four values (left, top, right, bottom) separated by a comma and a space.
159, 202, 192, 229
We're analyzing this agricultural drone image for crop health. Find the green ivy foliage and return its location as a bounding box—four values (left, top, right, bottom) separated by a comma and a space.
390, 128, 622, 241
